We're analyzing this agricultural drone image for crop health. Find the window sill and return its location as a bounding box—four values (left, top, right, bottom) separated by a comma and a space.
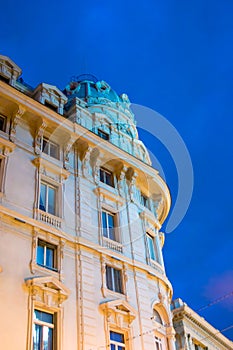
102, 287, 126, 300
30, 261, 61, 278
103, 236, 123, 253
34, 209, 63, 229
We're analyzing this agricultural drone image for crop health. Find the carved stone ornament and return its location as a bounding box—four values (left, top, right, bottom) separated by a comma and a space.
82, 146, 92, 178
64, 136, 76, 170
93, 158, 101, 185
9, 105, 25, 142
129, 172, 138, 202
25, 276, 70, 308
99, 299, 137, 325
118, 166, 127, 197
34, 120, 47, 155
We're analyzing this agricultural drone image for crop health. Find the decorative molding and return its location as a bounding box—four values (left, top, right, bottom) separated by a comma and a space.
9, 105, 25, 142
25, 276, 70, 307
34, 120, 47, 155
32, 156, 70, 182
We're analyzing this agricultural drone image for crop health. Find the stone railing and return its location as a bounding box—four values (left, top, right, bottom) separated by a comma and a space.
149, 259, 164, 274
35, 209, 62, 229
103, 236, 123, 253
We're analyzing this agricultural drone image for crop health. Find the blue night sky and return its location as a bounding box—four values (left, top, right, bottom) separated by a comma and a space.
1, 0, 233, 340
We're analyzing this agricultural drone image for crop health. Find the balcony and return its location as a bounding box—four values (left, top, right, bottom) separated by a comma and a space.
35, 209, 62, 229
103, 236, 123, 253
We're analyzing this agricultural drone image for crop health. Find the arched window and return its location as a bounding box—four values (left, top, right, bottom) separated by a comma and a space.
153, 309, 163, 324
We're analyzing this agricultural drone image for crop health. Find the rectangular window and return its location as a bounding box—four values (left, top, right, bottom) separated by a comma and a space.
39, 182, 57, 216
106, 266, 123, 294
100, 167, 114, 187
33, 309, 56, 350
102, 211, 116, 241
98, 129, 109, 140
0, 115, 6, 132
154, 336, 163, 350
110, 331, 125, 350
146, 233, 156, 261
42, 137, 59, 159
141, 193, 150, 209
36, 239, 57, 271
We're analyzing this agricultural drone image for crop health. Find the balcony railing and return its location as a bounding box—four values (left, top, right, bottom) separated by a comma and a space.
103, 236, 123, 253
35, 209, 62, 229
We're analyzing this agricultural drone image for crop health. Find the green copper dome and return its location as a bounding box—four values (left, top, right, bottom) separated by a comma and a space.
64, 76, 131, 107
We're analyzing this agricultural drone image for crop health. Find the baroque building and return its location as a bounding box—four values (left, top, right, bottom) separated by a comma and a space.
0, 55, 232, 350
172, 299, 233, 350
0, 55, 174, 350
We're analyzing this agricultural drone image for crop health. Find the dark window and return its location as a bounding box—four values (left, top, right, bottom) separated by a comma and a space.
98, 129, 109, 141
39, 182, 56, 215
44, 101, 58, 113
102, 211, 116, 241
110, 331, 125, 349
100, 168, 114, 187
33, 309, 56, 350
42, 137, 59, 159
141, 193, 150, 209
106, 266, 123, 294
0, 75, 10, 84
36, 239, 57, 271
0, 115, 6, 132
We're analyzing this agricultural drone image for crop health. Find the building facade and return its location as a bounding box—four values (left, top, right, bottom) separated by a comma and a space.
172, 299, 233, 350
0, 55, 175, 350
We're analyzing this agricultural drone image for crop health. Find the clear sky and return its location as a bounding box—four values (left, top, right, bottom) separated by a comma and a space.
1, 0, 233, 341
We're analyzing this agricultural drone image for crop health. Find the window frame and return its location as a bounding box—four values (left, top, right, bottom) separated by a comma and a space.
146, 232, 157, 261
110, 330, 126, 350
39, 181, 58, 216
106, 265, 124, 294
41, 136, 60, 160
154, 335, 163, 350
102, 210, 118, 241
36, 239, 58, 272
33, 308, 56, 350
100, 167, 114, 187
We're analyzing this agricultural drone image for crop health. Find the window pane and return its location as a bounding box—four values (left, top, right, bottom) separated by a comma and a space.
106, 172, 113, 186
102, 212, 108, 238
43, 326, 53, 350
114, 269, 123, 294
147, 235, 156, 261
33, 324, 42, 350
50, 143, 58, 159
106, 266, 113, 290
48, 186, 55, 215
42, 139, 49, 154
39, 183, 46, 211
110, 345, 115, 350
37, 244, 44, 266
107, 213, 115, 240
100, 169, 105, 183
110, 331, 124, 343
34, 310, 53, 324
46, 246, 54, 269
